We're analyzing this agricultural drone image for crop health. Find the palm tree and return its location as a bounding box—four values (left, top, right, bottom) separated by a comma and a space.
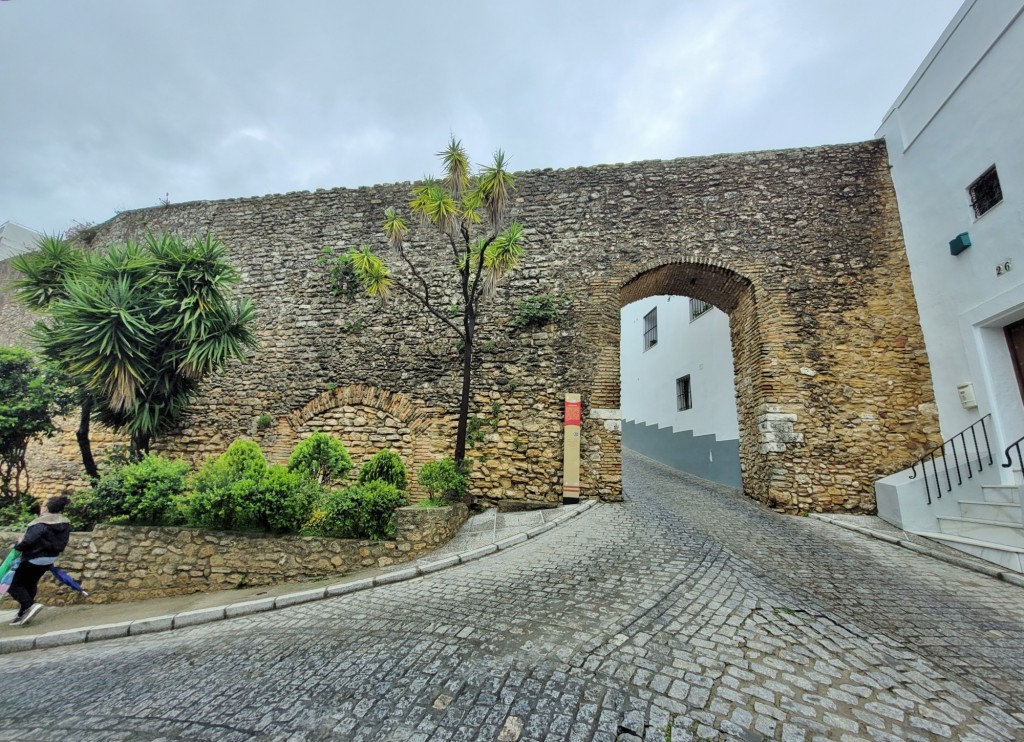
14, 233, 258, 475
346, 137, 524, 467
13, 237, 102, 476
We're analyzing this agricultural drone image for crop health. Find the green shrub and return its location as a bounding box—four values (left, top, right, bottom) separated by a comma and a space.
255, 413, 274, 430
353, 481, 409, 539
0, 347, 71, 499
0, 494, 39, 529
357, 449, 408, 490
301, 489, 358, 539
181, 483, 246, 532
117, 454, 190, 525
510, 292, 572, 329
183, 441, 316, 533
249, 465, 318, 533
215, 439, 267, 481
417, 458, 469, 502
302, 481, 408, 540
317, 246, 361, 303
415, 497, 449, 509
287, 432, 353, 486
63, 454, 189, 528
184, 440, 267, 531
63, 466, 125, 529
64, 491, 98, 531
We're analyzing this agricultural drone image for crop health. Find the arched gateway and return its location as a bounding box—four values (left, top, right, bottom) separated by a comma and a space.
0, 140, 939, 512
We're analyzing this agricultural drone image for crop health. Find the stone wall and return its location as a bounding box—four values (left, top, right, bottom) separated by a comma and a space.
0, 504, 467, 605
0, 139, 939, 512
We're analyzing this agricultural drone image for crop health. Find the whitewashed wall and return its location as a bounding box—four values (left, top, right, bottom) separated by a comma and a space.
620, 295, 740, 486
876, 0, 1024, 469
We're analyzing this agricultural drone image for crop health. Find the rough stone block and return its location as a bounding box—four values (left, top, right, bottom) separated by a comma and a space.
129, 614, 175, 635
326, 577, 375, 597
526, 523, 556, 538
459, 544, 498, 563
495, 533, 528, 550
1000, 572, 1024, 588
419, 555, 460, 574
374, 567, 420, 586
34, 628, 89, 649
0, 635, 37, 654
275, 587, 327, 608
86, 622, 132, 642
173, 606, 227, 628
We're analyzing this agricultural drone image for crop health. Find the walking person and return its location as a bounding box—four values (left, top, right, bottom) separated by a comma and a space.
8, 495, 71, 627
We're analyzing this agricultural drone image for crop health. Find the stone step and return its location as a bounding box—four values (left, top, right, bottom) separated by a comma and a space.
981, 484, 1022, 504
910, 530, 1024, 573
958, 500, 1022, 523
936, 516, 1024, 549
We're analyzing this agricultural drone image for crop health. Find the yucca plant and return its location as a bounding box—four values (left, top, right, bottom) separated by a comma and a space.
14, 232, 258, 476
340, 137, 524, 467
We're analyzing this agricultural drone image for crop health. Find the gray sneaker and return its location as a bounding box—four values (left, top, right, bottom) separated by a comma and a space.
16, 603, 43, 627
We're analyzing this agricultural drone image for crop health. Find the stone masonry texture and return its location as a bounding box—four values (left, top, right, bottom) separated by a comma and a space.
1, 452, 1022, 740
0, 139, 938, 512
0, 504, 467, 605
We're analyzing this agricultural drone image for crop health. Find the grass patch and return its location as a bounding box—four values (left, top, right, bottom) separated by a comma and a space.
416, 497, 450, 509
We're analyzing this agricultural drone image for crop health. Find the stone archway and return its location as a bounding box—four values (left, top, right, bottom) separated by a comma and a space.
619, 259, 789, 507
585, 224, 938, 514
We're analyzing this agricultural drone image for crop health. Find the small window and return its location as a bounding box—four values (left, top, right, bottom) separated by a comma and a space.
643, 308, 658, 351
968, 166, 1003, 219
676, 375, 692, 411
690, 298, 712, 322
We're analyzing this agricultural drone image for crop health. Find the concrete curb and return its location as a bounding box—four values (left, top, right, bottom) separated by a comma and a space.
809, 514, 1024, 586
0, 499, 598, 656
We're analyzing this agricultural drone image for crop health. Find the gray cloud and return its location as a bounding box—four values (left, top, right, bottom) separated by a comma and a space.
0, 0, 963, 234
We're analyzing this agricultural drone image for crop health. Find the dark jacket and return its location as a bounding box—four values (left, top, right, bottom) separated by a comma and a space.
17, 513, 71, 560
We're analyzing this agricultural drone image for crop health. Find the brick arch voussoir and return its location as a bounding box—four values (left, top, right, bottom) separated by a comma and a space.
286, 383, 435, 435
618, 257, 757, 314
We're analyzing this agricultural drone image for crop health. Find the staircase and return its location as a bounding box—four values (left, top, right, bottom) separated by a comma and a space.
875, 421, 1024, 573
916, 476, 1024, 572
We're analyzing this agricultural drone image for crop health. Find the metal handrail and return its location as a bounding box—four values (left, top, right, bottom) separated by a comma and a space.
910, 414, 993, 505
1004, 434, 1024, 472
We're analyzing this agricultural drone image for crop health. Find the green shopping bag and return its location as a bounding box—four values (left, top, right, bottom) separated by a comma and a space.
0, 548, 19, 599
0, 548, 17, 583
0, 548, 20, 597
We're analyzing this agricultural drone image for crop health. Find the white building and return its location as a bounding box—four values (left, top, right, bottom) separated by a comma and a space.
620, 295, 741, 488
0, 221, 42, 262
875, 0, 1024, 569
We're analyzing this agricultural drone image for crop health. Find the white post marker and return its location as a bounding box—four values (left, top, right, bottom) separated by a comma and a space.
563, 393, 582, 504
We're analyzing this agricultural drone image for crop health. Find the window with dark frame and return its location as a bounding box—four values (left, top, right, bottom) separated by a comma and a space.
968, 165, 1003, 219
690, 297, 712, 322
676, 375, 692, 411
643, 308, 658, 351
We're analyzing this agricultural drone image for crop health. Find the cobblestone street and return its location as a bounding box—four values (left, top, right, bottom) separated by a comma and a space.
2, 451, 1024, 741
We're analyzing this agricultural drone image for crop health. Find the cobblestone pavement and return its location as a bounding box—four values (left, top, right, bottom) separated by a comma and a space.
3, 451, 1024, 741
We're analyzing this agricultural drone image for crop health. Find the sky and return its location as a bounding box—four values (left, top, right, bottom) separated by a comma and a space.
1, 0, 965, 236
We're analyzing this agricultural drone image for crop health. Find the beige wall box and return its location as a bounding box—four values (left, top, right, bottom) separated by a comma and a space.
956, 382, 978, 409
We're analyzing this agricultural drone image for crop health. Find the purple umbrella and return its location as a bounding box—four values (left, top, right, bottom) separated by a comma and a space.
49, 566, 89, 597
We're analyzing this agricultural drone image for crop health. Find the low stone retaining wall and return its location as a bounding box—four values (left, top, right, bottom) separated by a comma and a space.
1, 504, 468, 605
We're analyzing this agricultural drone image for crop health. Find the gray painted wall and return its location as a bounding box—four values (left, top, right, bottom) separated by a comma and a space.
623, 420, 741, 489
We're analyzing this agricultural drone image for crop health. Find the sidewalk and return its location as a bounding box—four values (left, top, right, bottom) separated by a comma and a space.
0, 501, 597, 654
810, 510, 1024, 587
